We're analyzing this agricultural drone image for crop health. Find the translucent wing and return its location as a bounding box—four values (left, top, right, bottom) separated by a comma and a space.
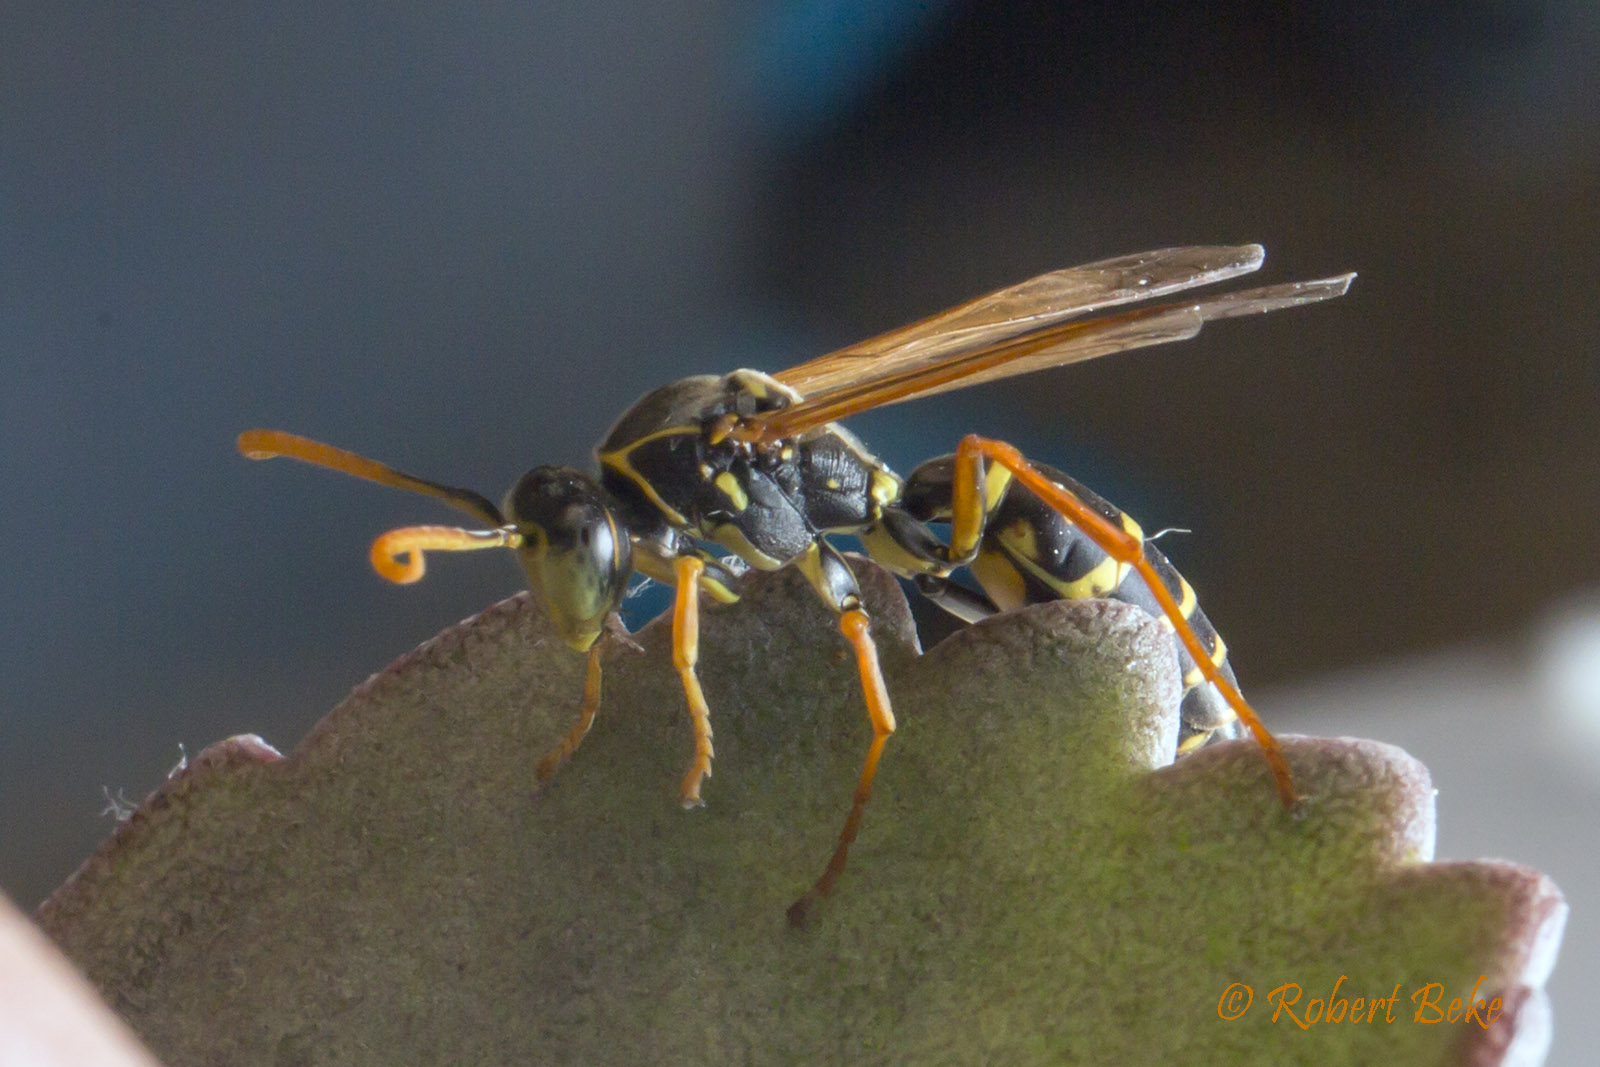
751, 268, 1355, 442
774, 244, 1267, 397
901, 272, 1356, 402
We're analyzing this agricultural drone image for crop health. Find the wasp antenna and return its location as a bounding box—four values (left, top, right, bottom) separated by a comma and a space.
369, 525, 520, 584
237, 429, 505, 526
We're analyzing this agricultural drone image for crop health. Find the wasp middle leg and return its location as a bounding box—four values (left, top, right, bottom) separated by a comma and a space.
669, 555, 717, 807
629, 546, 745, 806
786, 540, 896, 928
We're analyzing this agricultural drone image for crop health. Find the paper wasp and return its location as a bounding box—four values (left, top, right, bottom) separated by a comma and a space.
239, 244, 1353, 925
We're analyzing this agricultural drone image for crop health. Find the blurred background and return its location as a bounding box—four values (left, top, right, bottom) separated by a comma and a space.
1, 0, 1595, 1059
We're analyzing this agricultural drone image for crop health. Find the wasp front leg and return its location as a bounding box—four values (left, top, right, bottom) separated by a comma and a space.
947, 435, 1299, 810
670, 555, 717, 807
535, 644, 606, 783
786, 540, 896, 928
630, 544, 744, 808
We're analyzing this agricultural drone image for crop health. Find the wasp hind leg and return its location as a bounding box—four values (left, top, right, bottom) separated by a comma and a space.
949, 435, 1300, 811
787, 541, 896, 928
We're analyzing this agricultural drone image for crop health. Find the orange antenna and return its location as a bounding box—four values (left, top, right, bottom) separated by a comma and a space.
237, 429, 504, 527
369, 525, 521, 584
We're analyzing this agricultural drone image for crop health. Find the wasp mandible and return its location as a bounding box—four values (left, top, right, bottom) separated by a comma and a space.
240, 244, 1354, 925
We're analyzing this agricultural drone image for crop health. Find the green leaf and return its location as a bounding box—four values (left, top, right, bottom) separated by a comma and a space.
38, 562, 1564, 1065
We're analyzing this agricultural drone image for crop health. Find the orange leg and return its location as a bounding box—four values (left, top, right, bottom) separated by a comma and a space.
673, 556, 716, 808
535, 644, 605, 783
954, 434, 1299, 810
787, 608, 897, 928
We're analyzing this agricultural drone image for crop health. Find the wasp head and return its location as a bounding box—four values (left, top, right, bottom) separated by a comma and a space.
504, 468, 633, 652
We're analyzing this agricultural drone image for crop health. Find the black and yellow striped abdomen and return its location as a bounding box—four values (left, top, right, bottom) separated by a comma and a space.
902, 456, 1241, 753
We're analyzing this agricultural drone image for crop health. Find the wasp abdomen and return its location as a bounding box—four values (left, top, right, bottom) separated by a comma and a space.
904, 456, 1240, 752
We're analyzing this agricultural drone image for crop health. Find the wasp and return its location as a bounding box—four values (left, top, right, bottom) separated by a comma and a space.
239, 244, 1353, 925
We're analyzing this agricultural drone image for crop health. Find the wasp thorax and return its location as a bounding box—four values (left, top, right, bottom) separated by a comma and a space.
504, 467, 633, 652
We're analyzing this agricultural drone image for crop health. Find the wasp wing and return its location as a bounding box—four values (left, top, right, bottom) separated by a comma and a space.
901, 272, 1356, 402
774, 244, 1266, 397
752, 271, 1354, 441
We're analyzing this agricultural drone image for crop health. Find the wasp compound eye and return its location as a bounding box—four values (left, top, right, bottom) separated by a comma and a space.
505, 467, 633, 652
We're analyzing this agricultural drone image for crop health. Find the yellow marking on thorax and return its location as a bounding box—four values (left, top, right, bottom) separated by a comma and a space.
814, 422, 899, 516
706, 522, 785, 571
869, 469, 900, 509
724, 368, 801, 406
597, 426, 700, 527
714, 471, 749, 511
602, 425, 699, 455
